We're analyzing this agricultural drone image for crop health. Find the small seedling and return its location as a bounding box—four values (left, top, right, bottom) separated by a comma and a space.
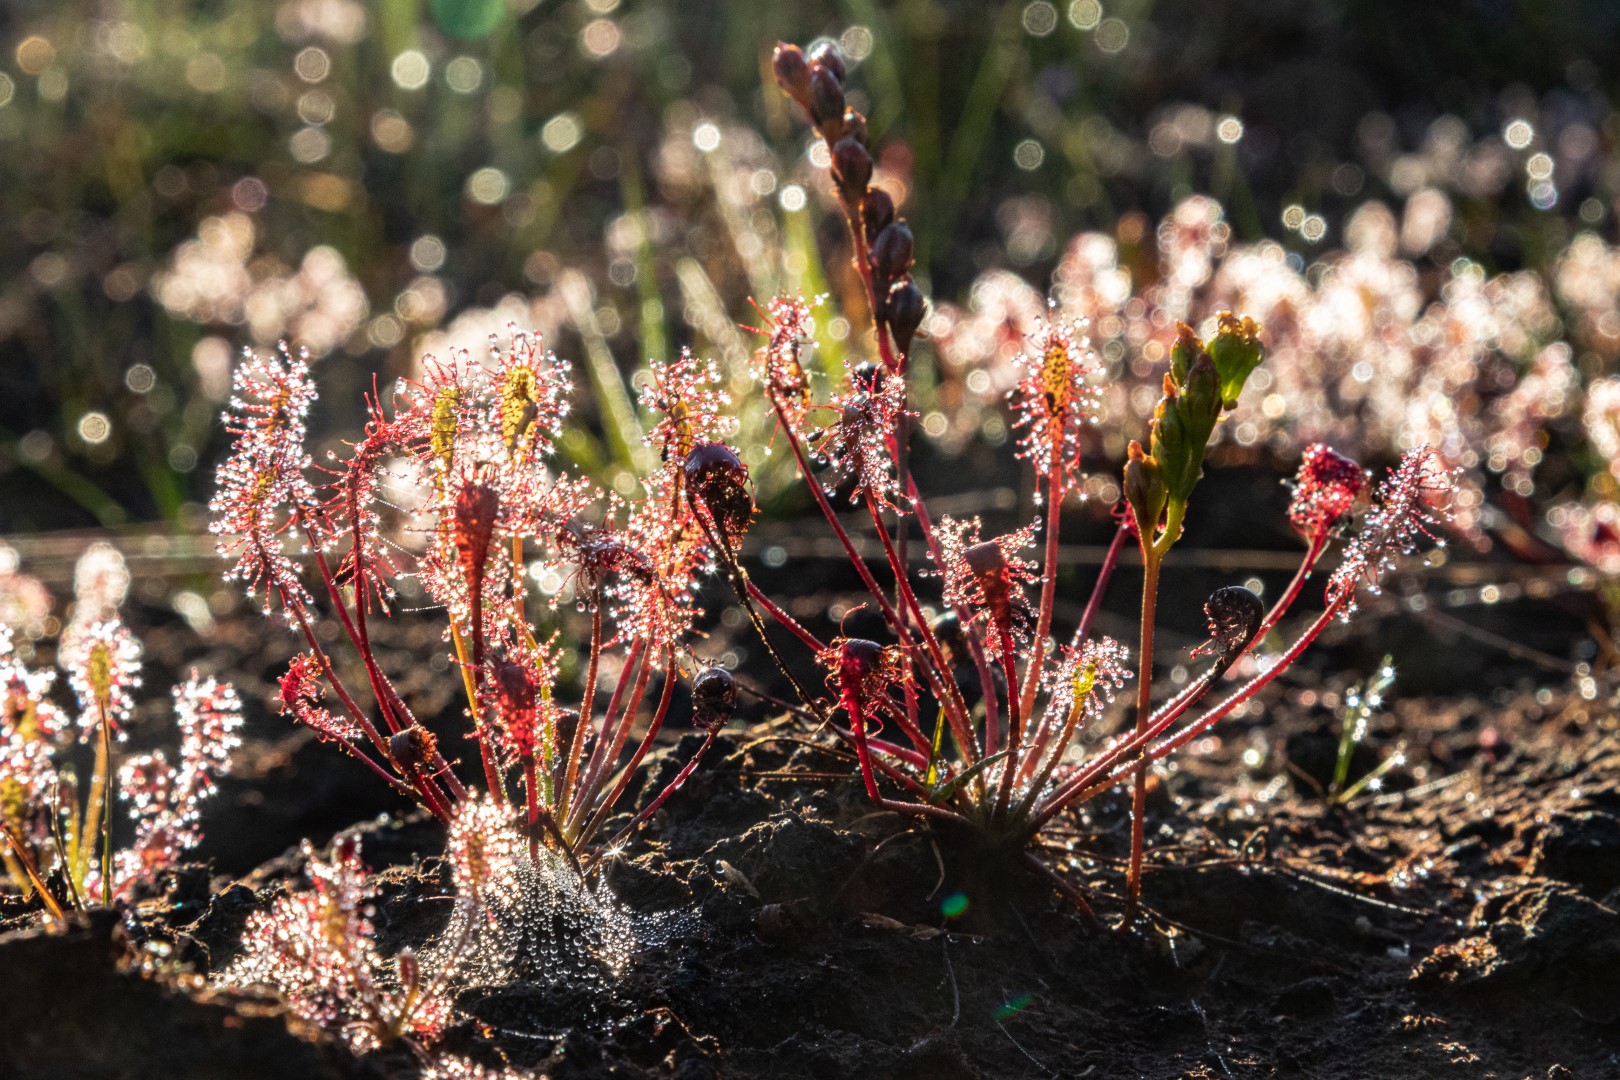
1330, 659, 1405, 804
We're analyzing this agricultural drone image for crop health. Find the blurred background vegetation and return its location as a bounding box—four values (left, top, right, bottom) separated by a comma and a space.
0, 0, 1615, 531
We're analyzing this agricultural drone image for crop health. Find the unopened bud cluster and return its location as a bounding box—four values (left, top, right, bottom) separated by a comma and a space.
774, 41, 924, 359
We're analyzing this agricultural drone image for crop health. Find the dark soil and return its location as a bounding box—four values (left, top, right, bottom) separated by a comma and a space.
3, 554, 1618, 1078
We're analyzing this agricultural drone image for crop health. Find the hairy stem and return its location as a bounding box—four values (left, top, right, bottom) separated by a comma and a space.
577, 652, 678, 848
1018, 460, 1065, 721
558, 602, 603, 824
863, 495, 980, 760
1076, 518, 1131, 645
1124, 548, 1162, 922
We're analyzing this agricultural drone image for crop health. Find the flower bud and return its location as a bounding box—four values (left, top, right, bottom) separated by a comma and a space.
389, 725, 438, 771
885, 281, 925, 356
840, 638, 887, 677
808, 41, 846, 82
870, 221, 914, 284
1169, 323, 1202, 387
808, 65, 846, 131
861, 186, 895, 246
841, 109, 867, 147
963, 541, 1009, 593
684, 442, 755, 549
1208, 312, 1264, 408
772, 43, 811, 105
1152, 353, 1221, 506
831, 136, 873, 204
1123, 440, 1166, 534
691, 666, 737, 731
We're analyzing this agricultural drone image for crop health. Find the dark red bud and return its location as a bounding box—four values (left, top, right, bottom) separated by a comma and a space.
389, 725, 438, 770
831, 136, 873, 204
885, 281, 925, 356
684, 442, 755, 550
869, 221, 914, 284
963, 541, 1008, 586
808, 65, 846, 131
772, 43, 811, 104
841, 109, 867, 147
841, 638, 886, 675
861, 187, 895, 247
808, 41, 845, 83
691, 666, 737, 731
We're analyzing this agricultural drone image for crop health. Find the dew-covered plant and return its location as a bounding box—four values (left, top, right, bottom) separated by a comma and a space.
222, 831, 451, 1055
208, 331, 744, 864
932, 189, 1620, 594
0, 545, 241, 919
220, 795, 632, 1060
1328, 659, 1405, 805
742, 40, 1457, 922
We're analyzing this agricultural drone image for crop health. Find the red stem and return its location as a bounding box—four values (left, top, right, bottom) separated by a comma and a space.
744, 579, 825, 652
464, 567, 506, 804
1133, 531, 1331, 741
1028, 596, 1348, 832
871, 691, 935, 757
559, 603, 603, 820
592, 728, 719, 862
990, 625, 1025, 824
905, 471, 1002, 752
862, 495, 980, 760
309, 540, 461, 814
524, 757, 539, 863
771, 389, 970, 756
569, 640, 651, 836
281, 585, 447, 818
1018, 460, 1065, 722
841, 684, 970, 824
577, 652, 678, 848
1076, 517, 1130, 645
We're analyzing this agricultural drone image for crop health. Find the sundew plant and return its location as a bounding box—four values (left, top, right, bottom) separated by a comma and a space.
209, 329, 742, 863
1, 544, 241, 920
198, 35, 1460, 931
734, 40, 1458, 920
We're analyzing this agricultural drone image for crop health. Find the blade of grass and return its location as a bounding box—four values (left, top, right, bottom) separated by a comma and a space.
933, 5, 1024, 260
558, 269, 651, 478
780, 203, 847, 382
0, 430, 129, 527
621, 150, 668, 370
